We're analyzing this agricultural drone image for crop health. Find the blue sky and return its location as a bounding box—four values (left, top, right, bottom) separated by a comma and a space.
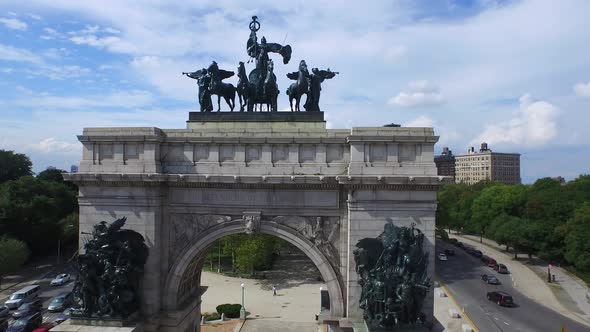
0, 0, 589, 182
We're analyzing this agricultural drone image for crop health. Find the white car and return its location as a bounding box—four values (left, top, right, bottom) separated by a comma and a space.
50, 273, 71, 286
438, 253, 448, 261
0, 305, 9, 318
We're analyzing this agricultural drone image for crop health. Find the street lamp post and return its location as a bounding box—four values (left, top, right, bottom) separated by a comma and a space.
217, 240, 221, 273
240, 283, 246, 320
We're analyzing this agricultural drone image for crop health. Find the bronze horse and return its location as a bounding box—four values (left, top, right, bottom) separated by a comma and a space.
207, 61, 236, 112
286, 60, 310, 112
236, 62, 250, 112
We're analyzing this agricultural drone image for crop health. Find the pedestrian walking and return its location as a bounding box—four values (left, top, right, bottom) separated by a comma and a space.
272, 285, 277, 296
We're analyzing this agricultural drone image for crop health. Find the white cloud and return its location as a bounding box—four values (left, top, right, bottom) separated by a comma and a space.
471, 94, 559, 147
26, 138, 79, 154
0, 17, 27, 30
70, 35, 121, 49
404, 115, 434, 127
573, 82, 590, 97
389, 80, 445, 107
0, 43, 42, 64
40, 27, 63, 40
28, 14, 42, 20
16, 90, 153, 109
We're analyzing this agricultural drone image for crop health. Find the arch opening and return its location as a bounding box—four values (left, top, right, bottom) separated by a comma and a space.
164, 220, 345, 319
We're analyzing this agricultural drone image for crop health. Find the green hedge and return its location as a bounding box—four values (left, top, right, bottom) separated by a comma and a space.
215, 304, 242, 318
202, 312, 221, 321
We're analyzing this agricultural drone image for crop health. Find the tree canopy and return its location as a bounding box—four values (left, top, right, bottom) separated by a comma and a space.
0, 237, 30, 287
0, 150, 33, 183
438, 175, 590, 274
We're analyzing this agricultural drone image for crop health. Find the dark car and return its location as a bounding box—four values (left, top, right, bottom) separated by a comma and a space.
472, 250, 483, 258
456, 241, 465, 249
487, 291, 514, 306
444, 249, 455, 256
480, 255, 489, 263
481, 274, 501, 285
11, 300, 42, 320
497, 264, 509, 274
448, 238, 458, 245
7, 312, 42, 332
1, 318, 8, 332
48, 292, 72, 312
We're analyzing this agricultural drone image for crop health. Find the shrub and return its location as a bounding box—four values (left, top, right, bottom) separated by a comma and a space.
215, 304, 242, 318
202, 312, 221, 321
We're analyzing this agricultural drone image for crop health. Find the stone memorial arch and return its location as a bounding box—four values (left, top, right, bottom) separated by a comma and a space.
65, 113, 444, 332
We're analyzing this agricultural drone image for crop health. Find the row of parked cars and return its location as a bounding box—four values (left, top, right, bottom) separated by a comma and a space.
446, 237, 515, 307
0, 274, 74, 332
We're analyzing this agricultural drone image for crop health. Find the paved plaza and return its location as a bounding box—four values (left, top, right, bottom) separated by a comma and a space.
200, 254, 325, 324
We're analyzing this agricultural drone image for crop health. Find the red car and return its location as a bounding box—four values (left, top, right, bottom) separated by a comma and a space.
33, 324, 56, 332
487, 258, 497, 267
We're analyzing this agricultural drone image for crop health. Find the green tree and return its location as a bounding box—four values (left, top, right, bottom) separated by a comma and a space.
0, 237, 30, 287
37, 168, 66, 183
232, 234, 278, 275
471, 184, 528, 241
564, 203, 590, 272
0, 176, 78, 255
0, 150, 33, 183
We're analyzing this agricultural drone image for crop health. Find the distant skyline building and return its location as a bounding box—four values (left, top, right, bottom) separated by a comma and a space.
434, 147, 455, 179
454, 143, 521, 185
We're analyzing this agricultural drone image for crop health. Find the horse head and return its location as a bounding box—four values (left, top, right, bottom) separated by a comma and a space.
238, 62, 246, 78
299, 60, 307, 72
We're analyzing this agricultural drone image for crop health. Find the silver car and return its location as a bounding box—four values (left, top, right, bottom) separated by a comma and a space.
48, 292, 72, 312
50, 273, 71, 286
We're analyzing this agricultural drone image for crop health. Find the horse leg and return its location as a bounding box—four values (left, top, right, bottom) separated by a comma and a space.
217, 95, 221, 112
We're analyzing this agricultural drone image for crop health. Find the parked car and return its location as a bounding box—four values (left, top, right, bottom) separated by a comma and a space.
472, 250, 483, 258
50, 274, 71, 287
7, 312, 42, 332
437, 253, 448, 261
32, 325, 55, 332
448, 238, 458, 245
487, 291, 514, 306
12, 300, 42, 320
480, 255, 489, 263
444, 249, 455, 256
48, 293, 72, 312
1, 318, 8, 332
4, 286, 40, 310
0, 306, 9, 318
481, 274, 501, 285
487, 258, 497, 268
456, 241, 465, 249
497, 264, 509, 274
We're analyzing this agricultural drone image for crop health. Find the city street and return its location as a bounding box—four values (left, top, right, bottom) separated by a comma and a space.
436, 240, 590, 332
0, 269, 75, 327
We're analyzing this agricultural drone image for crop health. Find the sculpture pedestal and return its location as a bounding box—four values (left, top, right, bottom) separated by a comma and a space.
49, 319, 142, 332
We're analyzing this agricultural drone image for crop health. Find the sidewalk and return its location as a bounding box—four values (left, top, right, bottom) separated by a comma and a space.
453, 234, 590, 326
433, 281, 478, 332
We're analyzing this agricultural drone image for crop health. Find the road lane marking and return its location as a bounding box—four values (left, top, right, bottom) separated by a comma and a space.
494, 317, 499, 320
504, 321, 510, 325
437, 280, 480, 332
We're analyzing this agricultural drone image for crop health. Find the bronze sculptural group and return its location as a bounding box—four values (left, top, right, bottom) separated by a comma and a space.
71, 217, 148, 319
183, 16, 337, 113
354, 223, 431, 329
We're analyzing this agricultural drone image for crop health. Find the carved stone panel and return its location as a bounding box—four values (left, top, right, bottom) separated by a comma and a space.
299, 145, 316, 163
194, 144, 209, 162
370, 144, 387, 162
220, 145, 235, 162
125, 143, 139, 160
326, 145, 344, 163
169, 214, 232, 269
272, 144, 289, 163
246, 145, 261, 163
399, 143, 416, 162
272, 216, 341, 269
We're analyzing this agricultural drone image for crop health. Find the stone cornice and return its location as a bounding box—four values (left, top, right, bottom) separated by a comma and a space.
63, 173, 452, 190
